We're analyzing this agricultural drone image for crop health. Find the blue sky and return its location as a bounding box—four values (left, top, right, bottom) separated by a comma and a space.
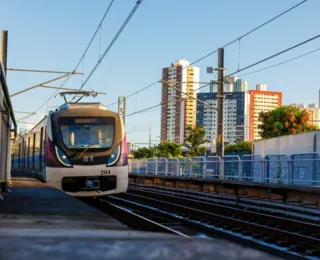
1, 0, 319, 145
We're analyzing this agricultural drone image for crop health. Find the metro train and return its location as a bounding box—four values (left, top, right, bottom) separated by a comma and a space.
11, 102, 129, 197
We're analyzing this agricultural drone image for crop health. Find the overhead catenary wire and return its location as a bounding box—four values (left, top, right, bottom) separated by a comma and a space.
75, 0, 143, 94
22, 0, 116, 119
126, 82, 213, 118
107, 0, 307, 107
238, 46, 320, 77
126, 34, 320, 119
225, 34, 320, 78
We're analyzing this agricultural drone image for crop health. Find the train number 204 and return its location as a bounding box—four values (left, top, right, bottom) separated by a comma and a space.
101, 170, 111, 175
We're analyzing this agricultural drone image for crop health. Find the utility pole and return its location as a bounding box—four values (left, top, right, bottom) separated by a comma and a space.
1, 30, 8, 76
118, 97, 126, 126
216, 48, 225, 157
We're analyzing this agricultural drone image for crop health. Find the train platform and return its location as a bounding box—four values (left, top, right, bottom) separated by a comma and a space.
0, 174, 128, 231
0, 175, 282, 259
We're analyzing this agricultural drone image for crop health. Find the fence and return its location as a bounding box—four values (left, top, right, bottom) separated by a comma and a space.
129, 152, 320, 186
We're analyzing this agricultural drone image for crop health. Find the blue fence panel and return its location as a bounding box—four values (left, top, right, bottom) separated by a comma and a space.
291, 153, 320, 186
157, 158, 167, 176
167, 158, 179, 176
242, 155, 264, 182
130, 159, 139, 174
147, 158, 156, 175
265, 155, 290, 184
204, 156, 221, 179
191, 157, 206, 178
223, 155, 240, 180
139, 158, 147, 174
179, 158, 191, 177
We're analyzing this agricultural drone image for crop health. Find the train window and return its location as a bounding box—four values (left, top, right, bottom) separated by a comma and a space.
58, 117, 115, 149
18, 143, 21, 169
35, 130, 41, 155
27, 138, 30, 169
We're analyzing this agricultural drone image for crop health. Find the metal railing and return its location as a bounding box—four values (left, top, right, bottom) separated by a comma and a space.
129, 152, 320, 186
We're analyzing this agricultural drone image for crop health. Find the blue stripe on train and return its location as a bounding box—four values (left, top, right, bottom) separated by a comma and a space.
12, 154, 46, 181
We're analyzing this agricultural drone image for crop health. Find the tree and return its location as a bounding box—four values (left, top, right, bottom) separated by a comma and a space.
258, 106, 316, 139
156, 142, 182, 158
224, 141, 252, 154
184, 125, 209, 157
133, 147, 153, 159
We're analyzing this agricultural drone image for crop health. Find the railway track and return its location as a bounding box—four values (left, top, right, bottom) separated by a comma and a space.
80, 197, 191, 237
129, 183, 320, 224
106, 184, 320, 259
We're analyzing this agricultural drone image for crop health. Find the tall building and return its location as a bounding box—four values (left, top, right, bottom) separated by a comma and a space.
211, 76, 248, 93
160, 59, 200, 144
290, 103, 306, 109
256, 84, 268, 91
196, 92, 250, 144
235, 79, 248, 92
250, 85, 282, 141
292, 103, 320, 128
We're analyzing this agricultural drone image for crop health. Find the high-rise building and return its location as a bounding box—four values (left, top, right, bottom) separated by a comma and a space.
249, 85, 282, 141
196, 92, 250, 144
211, 76, 248, 93
256, 84, 268, 91
235, 79, 248, 92
292, 103, 320, 128
160, 59, 200, 144
290, 103, 306, 109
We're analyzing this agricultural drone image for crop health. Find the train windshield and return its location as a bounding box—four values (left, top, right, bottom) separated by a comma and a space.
58, 117, 115, 149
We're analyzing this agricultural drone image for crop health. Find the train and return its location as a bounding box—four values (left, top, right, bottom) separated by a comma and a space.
11, 102, 129, 197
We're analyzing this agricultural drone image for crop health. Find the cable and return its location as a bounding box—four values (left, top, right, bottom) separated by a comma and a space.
226, 34, 320, 78
125, 35, 320, 119
238, 47, 320, 77
126, 82, 212, 118
222, 0, 307, 49
107, 0, 306, 106
76, 0, 142, 93
23, 0, 115, 119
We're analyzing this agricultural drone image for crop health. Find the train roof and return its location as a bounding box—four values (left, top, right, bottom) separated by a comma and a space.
56, 102, 108, 112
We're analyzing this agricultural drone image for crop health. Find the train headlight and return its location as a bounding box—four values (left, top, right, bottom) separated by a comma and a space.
107, 144, 121, 166
55, 145, 72, 167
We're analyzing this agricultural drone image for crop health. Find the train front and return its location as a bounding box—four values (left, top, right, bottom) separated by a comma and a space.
45, 103, 129, 197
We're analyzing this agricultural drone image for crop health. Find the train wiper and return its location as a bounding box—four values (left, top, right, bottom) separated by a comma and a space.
76, 142, 110, 159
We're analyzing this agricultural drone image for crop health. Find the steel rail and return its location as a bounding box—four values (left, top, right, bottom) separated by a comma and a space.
115, 191, 320, 252
82, 197, 190, 238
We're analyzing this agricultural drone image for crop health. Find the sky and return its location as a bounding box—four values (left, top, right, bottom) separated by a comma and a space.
1, 0, 320, 146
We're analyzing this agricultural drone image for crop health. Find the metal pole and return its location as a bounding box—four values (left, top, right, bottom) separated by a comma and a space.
216, 48, 224, 157
1, 30, 8, 76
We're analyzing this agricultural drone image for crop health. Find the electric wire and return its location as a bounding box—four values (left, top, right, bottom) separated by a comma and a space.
76, 0, 142, 93
107, 0, 307, 107
238, 46, 320, 77
126, 34, 320, 118
20, 0, 116, 120
225, 34, 320, 78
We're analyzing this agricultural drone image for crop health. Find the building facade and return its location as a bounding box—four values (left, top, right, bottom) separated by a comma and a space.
196, 92, 250, 144
291, 103, 320, 128
160, 59, 200, 144
249, 85, 282, 141
235, 79, 248, 92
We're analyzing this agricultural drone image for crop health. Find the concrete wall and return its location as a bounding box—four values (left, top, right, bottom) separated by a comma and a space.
253, 131, 320, 157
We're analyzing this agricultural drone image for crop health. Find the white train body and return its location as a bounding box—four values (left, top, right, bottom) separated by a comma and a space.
12, 102, 129, 197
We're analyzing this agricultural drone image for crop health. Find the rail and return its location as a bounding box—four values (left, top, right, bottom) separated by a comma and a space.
129, 152, 320, 186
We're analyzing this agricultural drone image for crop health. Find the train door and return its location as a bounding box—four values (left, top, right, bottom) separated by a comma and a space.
18, 143, 21, 169
39, 127, 43, 175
